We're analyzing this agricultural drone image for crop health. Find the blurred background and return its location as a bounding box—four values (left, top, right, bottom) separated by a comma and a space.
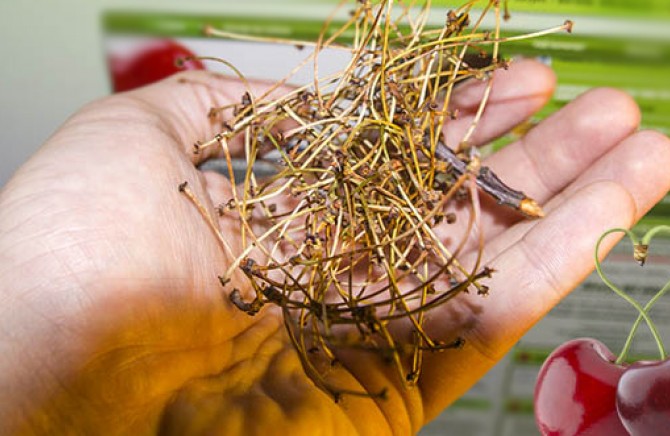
0, 0, 285, 185
1, 1, 669, 434
2, 0, 669, 185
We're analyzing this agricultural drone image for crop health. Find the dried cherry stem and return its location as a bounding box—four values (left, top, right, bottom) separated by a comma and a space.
178, 182, 236, 261
203, 26, 353, 52
594, 227, 667, 364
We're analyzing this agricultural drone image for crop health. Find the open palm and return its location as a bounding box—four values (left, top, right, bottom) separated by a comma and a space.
1, 62, 669, 435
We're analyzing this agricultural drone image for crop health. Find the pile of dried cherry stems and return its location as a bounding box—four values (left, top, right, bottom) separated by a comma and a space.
195, 0, 566, 397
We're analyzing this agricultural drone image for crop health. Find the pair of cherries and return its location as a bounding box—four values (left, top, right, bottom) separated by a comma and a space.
534, 227, 670, 435
535, 338, 669, 435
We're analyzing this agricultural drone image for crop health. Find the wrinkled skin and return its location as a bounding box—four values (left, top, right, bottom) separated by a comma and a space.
1, 62, 669, 435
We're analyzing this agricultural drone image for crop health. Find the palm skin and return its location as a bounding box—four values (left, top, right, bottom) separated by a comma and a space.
0, 62, 669, 435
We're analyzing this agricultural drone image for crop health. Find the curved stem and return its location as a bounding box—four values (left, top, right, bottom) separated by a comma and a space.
594, 228, 666, 363
622, 279, 670, 363
641, 225, 670, 246
619, 225, 670, 360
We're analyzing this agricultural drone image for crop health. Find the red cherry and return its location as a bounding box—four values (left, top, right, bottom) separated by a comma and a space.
534, 338, 629, 435
110, 40, 205, 92
617, 359, 670, 435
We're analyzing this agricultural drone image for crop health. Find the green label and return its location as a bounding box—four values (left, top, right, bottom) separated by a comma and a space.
442, 0, 670, 18
104, 13, 324, 40
303, 0, 670, 19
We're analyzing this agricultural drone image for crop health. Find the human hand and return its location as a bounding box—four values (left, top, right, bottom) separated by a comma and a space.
1, 60, 669, 434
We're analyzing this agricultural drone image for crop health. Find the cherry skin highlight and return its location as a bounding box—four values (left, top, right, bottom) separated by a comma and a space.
110, 40, 205, 92
617, 359, 670, 435
534, 338, 629, 435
